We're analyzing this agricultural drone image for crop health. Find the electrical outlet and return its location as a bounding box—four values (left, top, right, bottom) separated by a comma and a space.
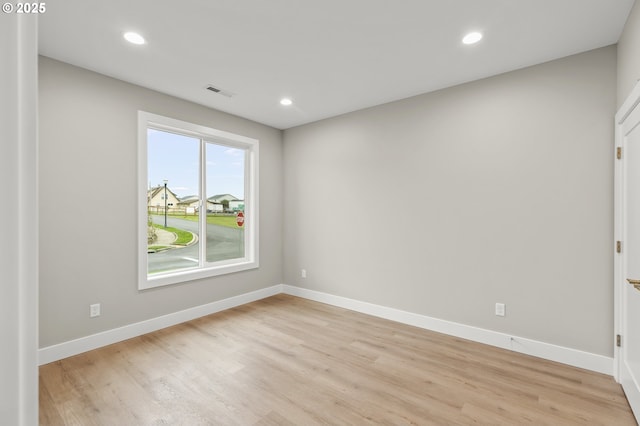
301, 269, 307, 278
495, 303, 505, 317
90, 303, 101, 318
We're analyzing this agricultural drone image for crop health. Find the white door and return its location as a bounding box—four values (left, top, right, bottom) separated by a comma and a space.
616, 81, 640, 420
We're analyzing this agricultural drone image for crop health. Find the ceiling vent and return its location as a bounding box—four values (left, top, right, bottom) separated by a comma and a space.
206, 85, 234, 98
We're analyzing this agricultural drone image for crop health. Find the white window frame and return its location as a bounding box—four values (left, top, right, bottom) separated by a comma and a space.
138, 111, 259, 290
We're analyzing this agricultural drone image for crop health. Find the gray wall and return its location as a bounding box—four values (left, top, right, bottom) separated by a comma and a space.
1, 14, 38, 425
283, 46, 616, 356
39, 57, 283, 348
618, 0, 640, 107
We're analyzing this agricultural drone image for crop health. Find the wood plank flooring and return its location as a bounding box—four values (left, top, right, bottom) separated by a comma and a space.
40, 294, 636, 425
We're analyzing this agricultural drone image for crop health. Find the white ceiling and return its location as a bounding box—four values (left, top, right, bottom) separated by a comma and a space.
39, 0, 635, 130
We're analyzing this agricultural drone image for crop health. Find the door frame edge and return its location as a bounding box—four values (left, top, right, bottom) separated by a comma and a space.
614, 79, 640, 382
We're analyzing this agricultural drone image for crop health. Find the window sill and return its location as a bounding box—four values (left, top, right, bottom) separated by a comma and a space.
140, 259, 259, 290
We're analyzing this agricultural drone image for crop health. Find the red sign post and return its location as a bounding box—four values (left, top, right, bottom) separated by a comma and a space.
236, 211, 245, 227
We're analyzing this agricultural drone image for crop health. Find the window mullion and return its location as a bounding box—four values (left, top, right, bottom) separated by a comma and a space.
244, 149, 251, 260
199, 138, 206, 268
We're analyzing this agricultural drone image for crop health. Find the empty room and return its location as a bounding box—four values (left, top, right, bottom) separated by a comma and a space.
4, 0, 640, 424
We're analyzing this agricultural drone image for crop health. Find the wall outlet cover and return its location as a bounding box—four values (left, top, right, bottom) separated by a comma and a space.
90, 303, 101, 318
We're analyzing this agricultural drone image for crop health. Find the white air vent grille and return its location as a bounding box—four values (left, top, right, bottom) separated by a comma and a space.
206, 85, 234, 98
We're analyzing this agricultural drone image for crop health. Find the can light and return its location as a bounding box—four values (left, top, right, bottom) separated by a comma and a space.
462, 32, 483, 45
124, 32, 146, 45
280, 98, 293, 106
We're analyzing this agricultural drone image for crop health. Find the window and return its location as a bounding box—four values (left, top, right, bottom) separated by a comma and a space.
138, 112, 258, 289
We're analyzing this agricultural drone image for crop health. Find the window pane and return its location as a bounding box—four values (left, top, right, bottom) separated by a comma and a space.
205, 142, 245, 263
147, 128, 200, 274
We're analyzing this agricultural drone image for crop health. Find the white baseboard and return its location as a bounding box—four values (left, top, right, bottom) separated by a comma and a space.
282, 285, 614, 376
39, 283, 613, 376
38, 284, 283, 365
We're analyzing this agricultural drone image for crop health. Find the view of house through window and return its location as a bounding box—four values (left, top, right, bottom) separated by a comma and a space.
140, 112, 257, 289
147, 130, 201, 274
206, 143, 245, 263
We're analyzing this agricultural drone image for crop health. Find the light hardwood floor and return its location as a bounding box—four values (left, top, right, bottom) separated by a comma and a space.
40, 294, 635, 425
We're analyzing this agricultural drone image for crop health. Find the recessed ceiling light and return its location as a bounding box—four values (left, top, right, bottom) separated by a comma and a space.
124, 32, 146, 45
280, 98, 293, 106
462, 32, 483, 45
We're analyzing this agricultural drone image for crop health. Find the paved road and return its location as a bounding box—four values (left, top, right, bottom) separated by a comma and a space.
148, 216, 244, 274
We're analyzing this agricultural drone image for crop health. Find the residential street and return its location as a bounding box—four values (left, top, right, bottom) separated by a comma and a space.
148, 216, 244, 274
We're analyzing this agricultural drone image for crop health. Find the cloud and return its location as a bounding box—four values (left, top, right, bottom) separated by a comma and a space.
225, 148, 243, 157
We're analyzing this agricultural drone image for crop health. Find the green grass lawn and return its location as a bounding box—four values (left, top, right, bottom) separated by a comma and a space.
160, 213, 243, 229
151, 223, 193, 245
205, 215, 241, 228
